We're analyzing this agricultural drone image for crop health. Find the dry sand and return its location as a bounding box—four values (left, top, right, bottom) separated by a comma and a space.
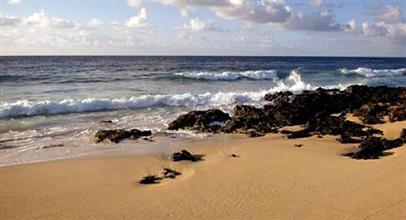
1, 121, 405, 219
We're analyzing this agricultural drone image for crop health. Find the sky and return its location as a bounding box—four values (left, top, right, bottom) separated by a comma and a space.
0, 0, 405, 56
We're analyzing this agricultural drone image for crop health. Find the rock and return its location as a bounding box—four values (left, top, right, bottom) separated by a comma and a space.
345, 137, 385, 159
139, 175, 161, 184
167, 86, 405, 139
382, 138, 403, 150
388, 105, 406, 122
294, 144, 303, 148
222, 105, 277, 134
231, 153, 239, 158
284, 129, 312, 139
168, 109, 230, 132
130, 129, 152, 139
94, 129, 152, 143
345, 136, 404, 160
401, 129, 406, 143
171, 150, 201, 162
306, 116, 368, 137
337, 132, 362, 144
100, 120, 113, 123
354, 103, 388, 124
162, 168, 182, 179
246, 129, 264, 137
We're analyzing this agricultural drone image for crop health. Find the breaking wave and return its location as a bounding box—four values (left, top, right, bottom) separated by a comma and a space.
174, 69, 278, 81
0, 70, 338, 119
339, 67, 406, 78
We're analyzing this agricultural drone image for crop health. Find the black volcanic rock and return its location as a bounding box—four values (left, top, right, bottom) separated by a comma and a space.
171, 150, 202, 162
167, 85, 405, 138
168, 109, 230, 132
94, 129, 152, 143
162, 168, 182, 179
345, 136, 404, 160
345, 137, 386, 159
139, 175, 161, 184
401, 129, 406, 143
337, 132, 362, 144
388, 105, 406, 122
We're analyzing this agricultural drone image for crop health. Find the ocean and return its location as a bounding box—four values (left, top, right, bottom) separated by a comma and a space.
1, 56, 405, 165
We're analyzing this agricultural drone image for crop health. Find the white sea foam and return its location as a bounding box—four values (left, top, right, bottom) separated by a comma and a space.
339, 67, 406, 78
0, 70, 329, 119
174, 69, 278, 80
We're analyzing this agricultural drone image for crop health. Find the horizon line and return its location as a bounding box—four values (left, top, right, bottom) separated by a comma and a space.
1, 55, 405, 58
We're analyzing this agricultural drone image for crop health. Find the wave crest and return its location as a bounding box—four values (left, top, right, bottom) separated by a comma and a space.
0, 71, 322, 119
174, 69, 278, 81
339, 67, 406, 78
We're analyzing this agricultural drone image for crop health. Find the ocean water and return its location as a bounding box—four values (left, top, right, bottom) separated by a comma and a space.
1, 56, 405, 166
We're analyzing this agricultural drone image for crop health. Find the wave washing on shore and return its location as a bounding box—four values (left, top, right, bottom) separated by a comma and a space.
339, 67, 406, 78
0, 56, 405, 166
0, 70, 314, 119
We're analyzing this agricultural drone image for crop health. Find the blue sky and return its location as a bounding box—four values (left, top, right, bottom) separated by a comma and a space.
1, 0, 405, 56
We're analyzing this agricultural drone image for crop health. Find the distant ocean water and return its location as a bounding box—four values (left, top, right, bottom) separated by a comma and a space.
1, 56, 405, 165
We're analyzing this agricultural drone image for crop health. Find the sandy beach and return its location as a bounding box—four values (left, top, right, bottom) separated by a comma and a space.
1, 120, 405, 220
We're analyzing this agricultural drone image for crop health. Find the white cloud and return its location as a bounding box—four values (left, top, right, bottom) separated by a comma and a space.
125, 8, 147, 28
307, 0, 334, 8
377, 5, 401, 24
284, 11, 341, 31
1, 10, 103, 31
126, 0, 143, 7
7, 0, 23, 4
308, 0, 322, 8
21, 10, 76, 29
183, 17, 223, 32
180, 8, 190, 17
359, 5, 406, 44
212, 0, 292, 24
0, 16, 22, 26
85, 18, 103, 29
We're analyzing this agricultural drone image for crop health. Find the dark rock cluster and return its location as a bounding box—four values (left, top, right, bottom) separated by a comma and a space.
168, 85, 405, 136
167, 85, 405, 159
94, 129, 152, 143
139, 168, 183, 184
345, 136, 404, 159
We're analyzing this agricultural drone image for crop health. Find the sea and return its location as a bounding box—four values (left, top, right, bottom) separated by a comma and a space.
1, 56, 405, 166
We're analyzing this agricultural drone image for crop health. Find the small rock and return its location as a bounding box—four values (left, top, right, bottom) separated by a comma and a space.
171, 150, 201, 162
162, 168, 182, 179
139, 175, 161, 184
94, 129, 152, 143
231, 153, 239, 158
294, 144, 303, 148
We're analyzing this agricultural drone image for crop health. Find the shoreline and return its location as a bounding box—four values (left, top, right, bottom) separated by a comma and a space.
1, 120, 405, 219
